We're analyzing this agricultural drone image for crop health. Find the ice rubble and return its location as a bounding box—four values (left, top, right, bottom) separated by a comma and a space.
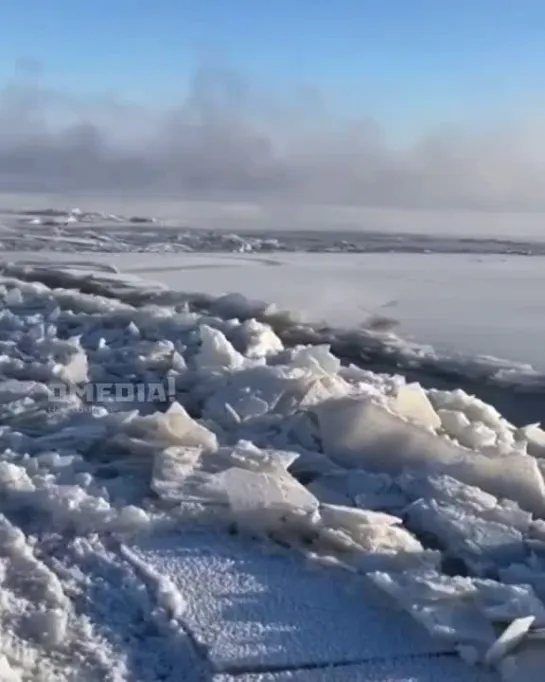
2, 274, 545, 677
310, 395, 545, 515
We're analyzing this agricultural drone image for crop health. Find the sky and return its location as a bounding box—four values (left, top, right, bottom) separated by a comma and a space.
1, 0, 545, 212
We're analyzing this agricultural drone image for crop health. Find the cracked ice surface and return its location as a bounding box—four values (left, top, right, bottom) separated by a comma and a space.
0, 264, 544, 680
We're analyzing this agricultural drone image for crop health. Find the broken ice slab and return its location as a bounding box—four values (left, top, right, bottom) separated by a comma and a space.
398, 473, 532, 533
298, 374, 353, 409
370, 570, 498, 648
233, 318, 284, 359
438, 408, 472, 439
307, 470, 407, 512
484, 616, 535, 667
516, 424, 545, 459
289, 344, 341, 376
124, 530, 452, 673
207, 466, 319, 532
312, 506, 439, 574
476, 581, 545, 626
370, 568, 545, 662
404, 498, 527, 573
135, 401, 219, 451
151, 446, 207, 503
501, 564, 545, 604
203, 366, 317, 427
286, 447, 343, 482
311, 397, 545, 515
53, 344, 89, 384
428, 388, 506, 430
218, 441, 300, 474
457, 422, 498, 451
318, 504, 402, 530
195, 324, 245, 371
389, 382, 441, 430
151, 442, 305, 506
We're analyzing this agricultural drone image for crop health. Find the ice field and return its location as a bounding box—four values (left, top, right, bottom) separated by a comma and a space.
1, 208, 545, 680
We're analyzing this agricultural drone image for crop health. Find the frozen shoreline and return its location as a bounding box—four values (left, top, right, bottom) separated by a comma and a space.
1, 209, 545, 680
0, 261, 543, 679
4, 255, 545, 428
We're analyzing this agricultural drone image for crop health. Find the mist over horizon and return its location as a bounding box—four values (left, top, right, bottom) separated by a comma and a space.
2, 63, 545, 220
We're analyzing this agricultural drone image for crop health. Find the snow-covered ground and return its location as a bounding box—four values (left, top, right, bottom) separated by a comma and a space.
1, 208, 545, 681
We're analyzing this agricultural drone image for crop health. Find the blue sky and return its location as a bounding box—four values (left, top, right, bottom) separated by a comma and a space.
2, 1, 545, 209
1, 0, 545, 137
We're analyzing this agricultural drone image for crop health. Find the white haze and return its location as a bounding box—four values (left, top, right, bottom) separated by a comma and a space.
2, 65, 545, 220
